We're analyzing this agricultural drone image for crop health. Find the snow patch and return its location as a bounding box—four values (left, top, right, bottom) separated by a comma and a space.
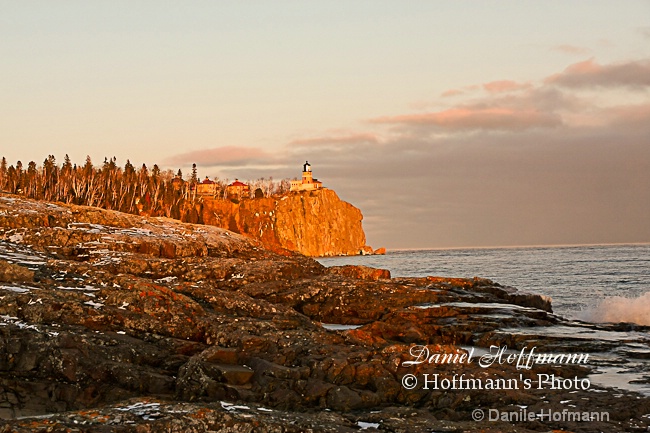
84, 300, 104, 309
116, 402, 162, 420
155, 276, 177, 283
0, 285, 31, 293
92, 253, 124, 267
8, 232, 23, 243
321, 323, 362, 331
220, 401, 251, 411
67, 223, 108, 234
0, 315, 39, 331
0, 243, 47, 266
57, 285, 100, 292
118, 228, 153, 237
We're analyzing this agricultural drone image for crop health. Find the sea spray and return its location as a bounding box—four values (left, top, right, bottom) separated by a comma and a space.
579, 291, 650, 326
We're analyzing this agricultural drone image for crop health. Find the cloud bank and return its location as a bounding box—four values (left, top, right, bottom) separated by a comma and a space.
164, 146, 272, 167
545, 58, 650, 89
165, 58, 650, 249
371, 107, 562, 132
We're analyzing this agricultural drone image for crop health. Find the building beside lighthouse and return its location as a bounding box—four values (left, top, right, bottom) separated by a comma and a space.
290, 161, 323, 192
226, 179, 250, 199
196, 176, 217, 196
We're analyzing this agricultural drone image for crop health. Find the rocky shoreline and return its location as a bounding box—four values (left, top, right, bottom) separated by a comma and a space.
0, 193, 649, 432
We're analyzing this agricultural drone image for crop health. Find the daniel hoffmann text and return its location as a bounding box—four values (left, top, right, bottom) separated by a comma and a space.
400, 345, 592, 391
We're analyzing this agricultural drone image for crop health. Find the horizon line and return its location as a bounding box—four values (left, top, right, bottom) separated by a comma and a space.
386, 241, 650, 252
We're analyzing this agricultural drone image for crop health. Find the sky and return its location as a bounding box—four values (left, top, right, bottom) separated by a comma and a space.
2, 1, 649, 249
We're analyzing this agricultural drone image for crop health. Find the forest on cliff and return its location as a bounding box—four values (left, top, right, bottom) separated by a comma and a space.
0, 155, 290, 219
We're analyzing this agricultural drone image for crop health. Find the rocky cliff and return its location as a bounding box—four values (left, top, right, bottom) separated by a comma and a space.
1, 193, 649, 432
200, 189, 370, 257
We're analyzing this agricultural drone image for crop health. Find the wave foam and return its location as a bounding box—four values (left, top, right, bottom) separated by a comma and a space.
579, 291, 650, 326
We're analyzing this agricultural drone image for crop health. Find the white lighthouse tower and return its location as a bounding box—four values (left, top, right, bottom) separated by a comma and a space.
290, 161, 323, 192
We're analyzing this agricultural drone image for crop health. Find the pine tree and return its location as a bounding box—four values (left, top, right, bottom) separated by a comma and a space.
27, 161, 38, 198
62, 154, 72, 172
60, 154, 73, 203
6, 165, 17, 193
42, 155, 58, 200
82, 156, 97, 206
15, 161, 23, 193
0, 157, 7, 191
83, 156, 93, 175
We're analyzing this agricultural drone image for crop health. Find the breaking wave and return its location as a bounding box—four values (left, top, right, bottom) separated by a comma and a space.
579, 291, 650, 326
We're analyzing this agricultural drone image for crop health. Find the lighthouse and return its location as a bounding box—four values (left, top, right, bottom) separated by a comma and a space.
290, 161, 323, 192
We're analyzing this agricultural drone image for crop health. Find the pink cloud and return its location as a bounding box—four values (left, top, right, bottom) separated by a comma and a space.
483, 80, 532, 93
441, 89, 464, 97
545, 58, 650, 89
440, 85, 481, 98
289, 133, 379, 147
370, 107, 562, 131
551, 44, 591, 55
606, 103, 650, 128
164, 146, 271, 167
372, 58, 650, 134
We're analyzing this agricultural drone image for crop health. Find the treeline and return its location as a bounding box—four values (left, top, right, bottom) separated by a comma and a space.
0, 155, 291, 218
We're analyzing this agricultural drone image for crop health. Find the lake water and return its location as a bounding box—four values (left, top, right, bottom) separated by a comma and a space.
319, 244, 650, 395
317, 244, 650, 325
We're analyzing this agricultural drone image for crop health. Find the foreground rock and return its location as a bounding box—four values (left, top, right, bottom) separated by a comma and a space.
0, 193, 649, 432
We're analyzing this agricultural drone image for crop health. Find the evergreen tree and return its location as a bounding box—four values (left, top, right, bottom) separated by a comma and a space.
59, 154, 73, 203
27, 161, 38, 198
42, 155, 58, 200
62, 154, 72, 172
83, 156, 93, 175
0, 157, 7, 190
15, 161, 23, 193
6, 165, 17, 193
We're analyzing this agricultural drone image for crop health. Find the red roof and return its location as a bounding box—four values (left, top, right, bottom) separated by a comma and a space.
201, 178, 215, 184
230, 181, 248, 187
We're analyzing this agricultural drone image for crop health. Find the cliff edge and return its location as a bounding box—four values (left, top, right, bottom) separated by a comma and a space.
200, 189, 370, 257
